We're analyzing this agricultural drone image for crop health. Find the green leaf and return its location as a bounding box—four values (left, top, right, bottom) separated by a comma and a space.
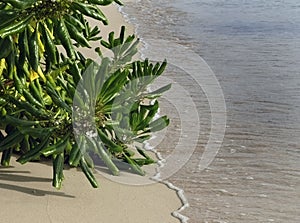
144, 83, 172, 99
149, 116, 170, 132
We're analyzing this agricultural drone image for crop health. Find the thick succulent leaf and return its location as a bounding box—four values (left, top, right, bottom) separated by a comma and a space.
144, 83, 172, 99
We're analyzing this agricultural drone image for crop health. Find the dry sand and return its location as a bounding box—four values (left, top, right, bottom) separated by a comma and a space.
0, 158, 181, 223
0, 3, 183, 223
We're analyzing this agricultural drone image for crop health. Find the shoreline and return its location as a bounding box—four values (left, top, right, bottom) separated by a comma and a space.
118, 2, 190, 222
0, 3, 185, 223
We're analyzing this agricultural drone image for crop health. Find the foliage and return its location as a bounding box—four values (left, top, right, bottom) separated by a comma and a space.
0, 0, 170, 188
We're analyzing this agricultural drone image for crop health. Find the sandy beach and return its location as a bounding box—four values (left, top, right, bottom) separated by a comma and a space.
0, 158, 182, 223
0, 3, 183, 223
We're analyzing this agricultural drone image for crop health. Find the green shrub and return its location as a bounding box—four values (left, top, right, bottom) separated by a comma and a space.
0, 0, 170, 188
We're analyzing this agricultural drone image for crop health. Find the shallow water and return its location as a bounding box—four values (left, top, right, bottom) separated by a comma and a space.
122, 0, 300, 222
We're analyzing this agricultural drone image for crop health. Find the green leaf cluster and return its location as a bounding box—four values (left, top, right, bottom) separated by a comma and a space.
0, 0, 170, 188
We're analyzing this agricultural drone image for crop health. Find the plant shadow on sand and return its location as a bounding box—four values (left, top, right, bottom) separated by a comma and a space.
0, 167, 75, 198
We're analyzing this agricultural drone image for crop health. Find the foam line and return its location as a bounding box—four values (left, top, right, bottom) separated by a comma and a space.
118, 4, 191, 222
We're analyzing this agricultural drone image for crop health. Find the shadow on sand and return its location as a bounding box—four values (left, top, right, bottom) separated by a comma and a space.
0, 168, 75, 198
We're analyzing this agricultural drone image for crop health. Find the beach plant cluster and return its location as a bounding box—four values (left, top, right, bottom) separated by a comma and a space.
0, 0, 170, 188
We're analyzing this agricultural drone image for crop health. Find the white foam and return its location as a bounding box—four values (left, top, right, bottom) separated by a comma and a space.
118, 4, 190, 222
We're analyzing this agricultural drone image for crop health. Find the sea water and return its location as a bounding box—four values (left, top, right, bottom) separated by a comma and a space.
121, 0, 300, 222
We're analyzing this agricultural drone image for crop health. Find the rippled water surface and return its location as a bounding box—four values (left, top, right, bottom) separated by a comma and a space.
122, 0, 300, 222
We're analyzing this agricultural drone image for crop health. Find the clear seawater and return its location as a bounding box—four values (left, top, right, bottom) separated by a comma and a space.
121, 0, 300, 222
